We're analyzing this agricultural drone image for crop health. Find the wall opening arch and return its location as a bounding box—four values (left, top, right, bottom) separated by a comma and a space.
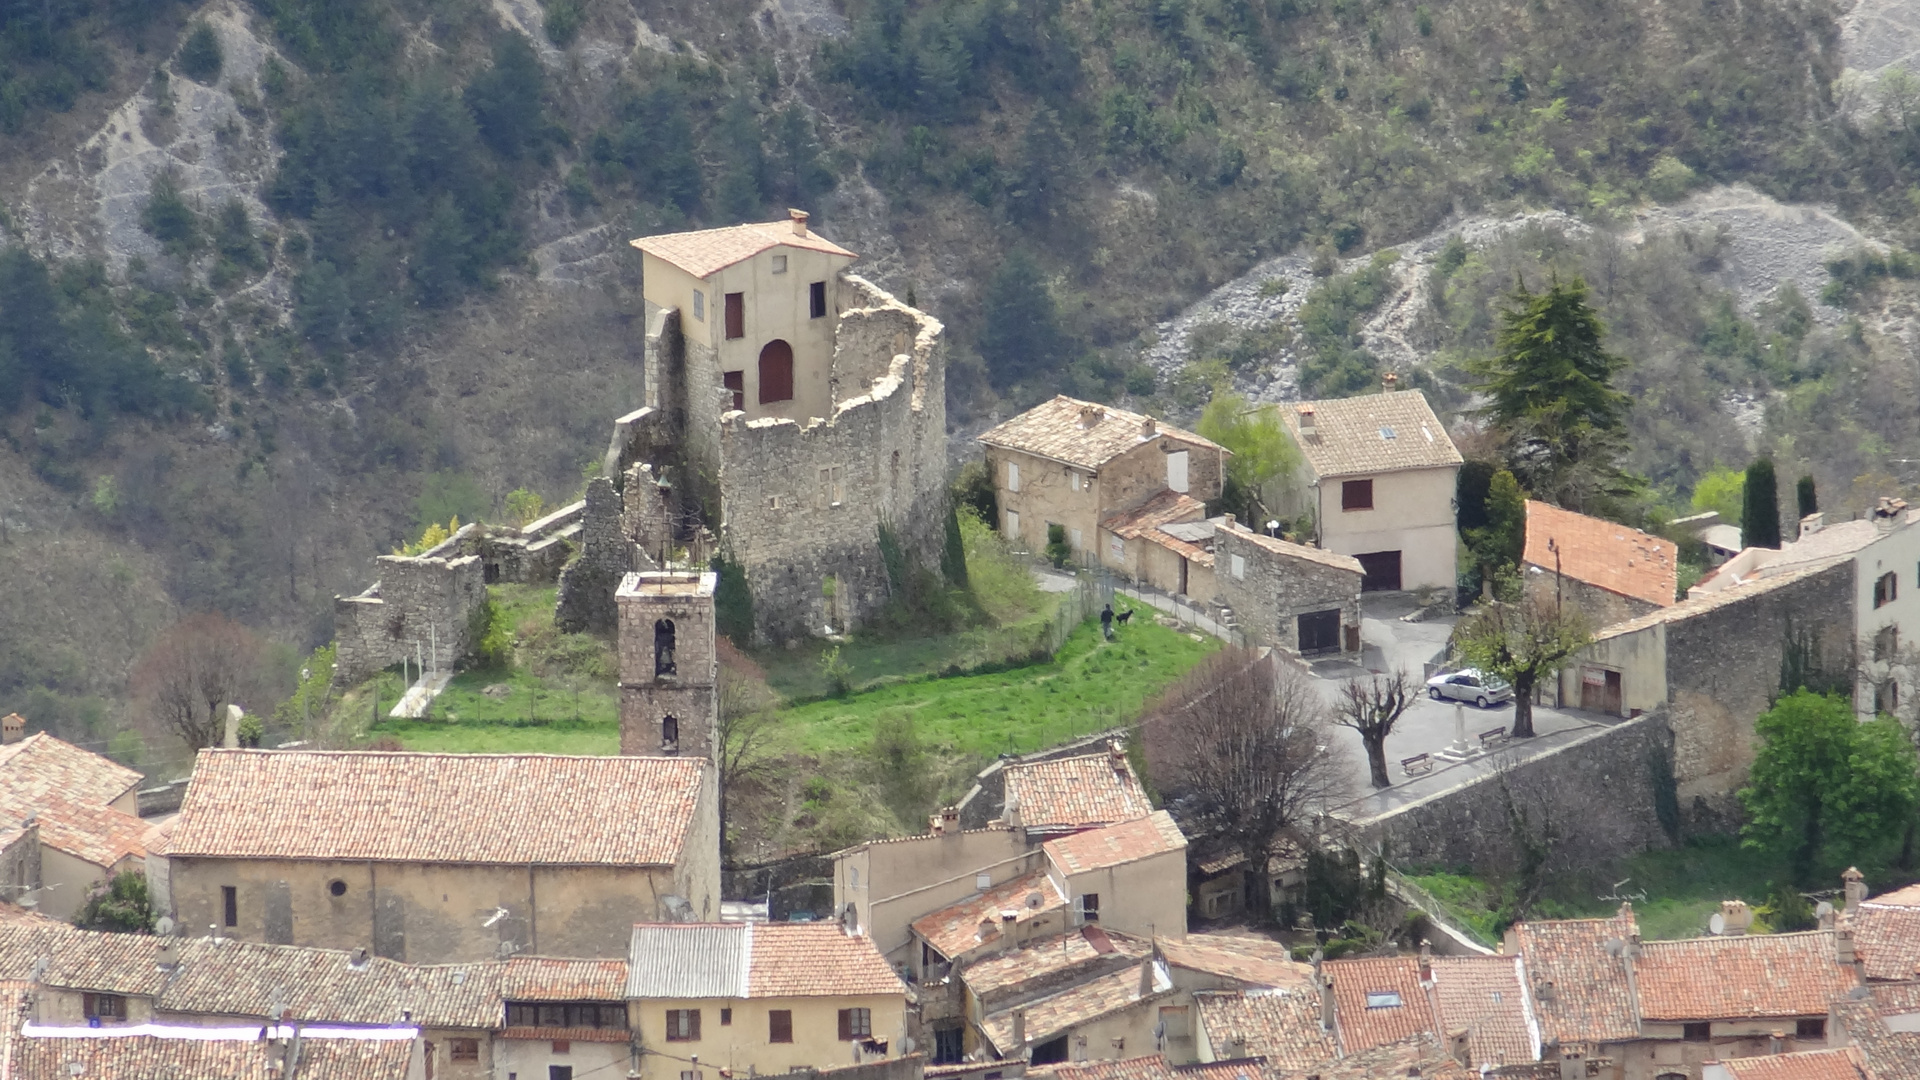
758, 340, 794, 404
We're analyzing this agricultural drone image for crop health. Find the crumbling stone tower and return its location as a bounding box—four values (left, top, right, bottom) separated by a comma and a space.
616, 570, 718, 759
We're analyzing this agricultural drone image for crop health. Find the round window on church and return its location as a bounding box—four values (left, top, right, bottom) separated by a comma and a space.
329, 879, 347, 897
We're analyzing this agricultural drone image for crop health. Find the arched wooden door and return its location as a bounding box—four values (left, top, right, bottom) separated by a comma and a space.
758, 339, 794, 404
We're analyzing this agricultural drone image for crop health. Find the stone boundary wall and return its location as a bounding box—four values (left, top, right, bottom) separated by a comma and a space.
332, 553, 487, 686
1351, 712, 1675, 873
718, 276, 948, 642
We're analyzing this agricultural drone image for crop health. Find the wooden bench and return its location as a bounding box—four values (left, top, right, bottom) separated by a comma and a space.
1479, 726, 1512, 749
1400, 753, 1434, 777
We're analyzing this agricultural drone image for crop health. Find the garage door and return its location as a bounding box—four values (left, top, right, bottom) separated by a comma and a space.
1355, 550, 1402, 591
1297, 609, 1341, 654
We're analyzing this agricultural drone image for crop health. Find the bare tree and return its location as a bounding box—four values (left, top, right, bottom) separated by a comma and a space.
715, 637, 782, 859
130, 613, 274, 752
1453, 595, 1592, 737
1335, 670, 1417, 789
1142, 647, 1348, 920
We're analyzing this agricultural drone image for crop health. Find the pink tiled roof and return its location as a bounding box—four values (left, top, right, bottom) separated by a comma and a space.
1324, 955, 1439, 1053
1003, 751, 1152, 832
980, 961, 1169, 1052
1508, 910, 1641, 1044
1277, 390, 1463, 479
1430, 955, 1537, 1067
1853, 886, 1920, 982
631, 219, 855, 279
1103, 490, 1209, 540
0, 732, 142, 807
1524, 500, 1678, 608
961, 927, 1147, 999
1633, 931, 1859, 1021
171, 750, 706, 866
746, 923, 903, 998
1191, 988, 1336, 1071
1713, 1047, 1872, 1080
1159, 934, 1308, 990
1043, 811, 1186, 875
503, 957, 629, 1001
1220, 524, 1366, 575
21, 792, 149, 869
980, 395, 1224, 472
912, 869, 1064, 961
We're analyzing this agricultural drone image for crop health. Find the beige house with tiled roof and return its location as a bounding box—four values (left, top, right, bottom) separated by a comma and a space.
978, 396, 1227, 582
0, 729, 152, 919
1276, 386, 1462, 592
1001, 747, 1153, 838
168, 749, 718, 964
624, 922, 907, 1080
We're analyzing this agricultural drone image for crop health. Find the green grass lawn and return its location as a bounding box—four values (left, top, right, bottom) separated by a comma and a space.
1407, 835, 1920, 941
752, 596, 1067, 700
368, 667, 620, 754
774, 616, 1216, 756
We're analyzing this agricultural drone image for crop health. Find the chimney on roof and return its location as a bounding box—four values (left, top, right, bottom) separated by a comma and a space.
1002, 798, 1023, 830
1382, 372, 1398, 393
157, 938, 180, 971
349, 947, 369, 969
1141, 415, 1156, 437
1012, 1007, 1027, 1053
1109, 740, 1128, 774
1418, 939, 1433, 985
1537, 980, 1557, 1002
1137, 956, 1154, 997
789, 208, 809, 237
1079, 404, 1106, 429
978, 918, 997, 942
1318, 972, 1335, 1032
1873, 497, 1908, 534
1839, 925, 1857, 965
1844, 867, 1868, 909
1556, 1046, 1586, 1080
940, 806, 960, 838
1297, 405, 1317, 437
1817, 901, 1836, 932
0, 713, 22, 744
1719, 900, 1753, 936
1228, 1035, 1247, 1058
1447, 1028, 1470, 1068
1801, 512, 1827, 539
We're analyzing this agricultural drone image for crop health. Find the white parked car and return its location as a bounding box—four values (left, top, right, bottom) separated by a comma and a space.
1425, 668, 1513, 708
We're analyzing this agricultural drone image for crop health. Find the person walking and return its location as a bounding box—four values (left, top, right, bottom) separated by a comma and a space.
1100, 602, 1114, 641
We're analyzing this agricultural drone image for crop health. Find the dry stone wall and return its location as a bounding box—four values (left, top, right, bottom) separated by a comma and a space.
333, 553, 487, 685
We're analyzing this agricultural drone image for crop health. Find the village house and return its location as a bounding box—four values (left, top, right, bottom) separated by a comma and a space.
624, 922, 907, 1080
0, 724, 155, 920
978, 954, 1176, 1067
1210, 523, 1364, 657
496, 956, 634, 1080
1275, 382, 1463, 593
166, 749, 719, 963
1690, 497, 1920, 716
1836, 870, 1920, 984
990, 745, 1154, 840
1521, 500, 1679, 628
977, 395, 1227, 583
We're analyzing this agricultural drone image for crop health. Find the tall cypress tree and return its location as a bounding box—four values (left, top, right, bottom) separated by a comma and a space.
1743, 457, 1782, 549
1797, 474, 1819, 520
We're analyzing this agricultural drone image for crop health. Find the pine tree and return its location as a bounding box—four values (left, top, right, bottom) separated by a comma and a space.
1476, 275, 1630, 431
466, 34, 545, 160
1743, 457, 1782, 549
977, 250, 1069, 388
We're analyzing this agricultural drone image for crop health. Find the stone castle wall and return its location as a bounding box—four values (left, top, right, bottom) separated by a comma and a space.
333, 552, 487, 685
718, 276, 947, 642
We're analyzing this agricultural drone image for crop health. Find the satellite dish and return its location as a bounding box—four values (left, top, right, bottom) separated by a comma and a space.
1026, 892, 1044, 909
1709, 912, 1726, 935
154, 916, 175, 936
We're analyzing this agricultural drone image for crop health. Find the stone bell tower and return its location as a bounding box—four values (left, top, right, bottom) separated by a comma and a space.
616, 571, 718, 759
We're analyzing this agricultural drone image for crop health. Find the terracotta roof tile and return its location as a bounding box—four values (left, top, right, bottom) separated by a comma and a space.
1835, 1001, 1920, 1080
912, 869, 1065, 961
1003, 751, 1153, 832
1869, 981, 1920, 1018
15, 792, 149, 869
0, 732, 143, 807
1868, 883, 1920, 907
500, 1025, 631, 1042
11, 1033, 415, 1080
1507, 912, 1638, 1044
1159, 935, 1308, 991
1324, 955, 1439, 1053
1713, 1047, 1872, 1080
1298, 1033, 1475, 1080
1633, 931, 1859, 1021
1145, 527, 1216, 566
503, 956, 629, 1001
961, 927, 1149, 998
1853, 895, 1920, 982
1027, 1056, 1273, 1080
158, 939, 504, 1028
1217, 525, 1366, 575
1043, 811, 1186, 875
631, 219, 856, 279
1523, 501, 1678, 608
627, 923, 903, 999
1103, 491, 1210, 540
1191, 987, 1336, 1071
1277, 391, 1463, 479
0, 921, 174, 995
1596, 558, 1847, 640
171, 750, 707, 866
980, 960, 1171, 1053
1430, 955, 1537, 1067
979, 395, 1224, 472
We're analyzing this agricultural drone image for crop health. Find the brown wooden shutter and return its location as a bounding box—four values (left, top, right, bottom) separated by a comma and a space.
838, 1009, 852, 1040
1342, 479, 1373, 510
725, 293, 745, 340
770, 1009, 793, 1043
758, 340, 794, 404
689, 1009, 701, 1040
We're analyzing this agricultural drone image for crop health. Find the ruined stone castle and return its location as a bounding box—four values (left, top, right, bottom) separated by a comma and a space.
331, 211, 948, 685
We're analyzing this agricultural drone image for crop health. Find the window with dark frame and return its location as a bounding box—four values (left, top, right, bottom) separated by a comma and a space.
503, 1002, 628, 1030
770, 1009, 794, 1043
1682, 1022, 1711, 1042
222, 885, 238, 927
838, 1008, 872, 1040
1797, 1018, 1826, 1039
721, 1007, 732, 1026
1078, 893, 1099, 922
1877, 625, 1900, 662
450, 1039, 480, 1062
83, 993, 126, 1020
1341, 479, 1374, 511
809, 281, 827, 319
725, 293, 745, 340
1877, 572, 1899, 608
666, 1008, 701, 1041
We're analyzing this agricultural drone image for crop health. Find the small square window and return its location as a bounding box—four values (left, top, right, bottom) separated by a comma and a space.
666, 1008, 701, 1041
1342, 479, 1374, 511
450, 1039, 479, 1061
838, 1007, 872, 1039
1797, 1018, 1826, 1039
1683, 1022, 1711, 1041
772, 255, 788, 274
810, 281, 827, 319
